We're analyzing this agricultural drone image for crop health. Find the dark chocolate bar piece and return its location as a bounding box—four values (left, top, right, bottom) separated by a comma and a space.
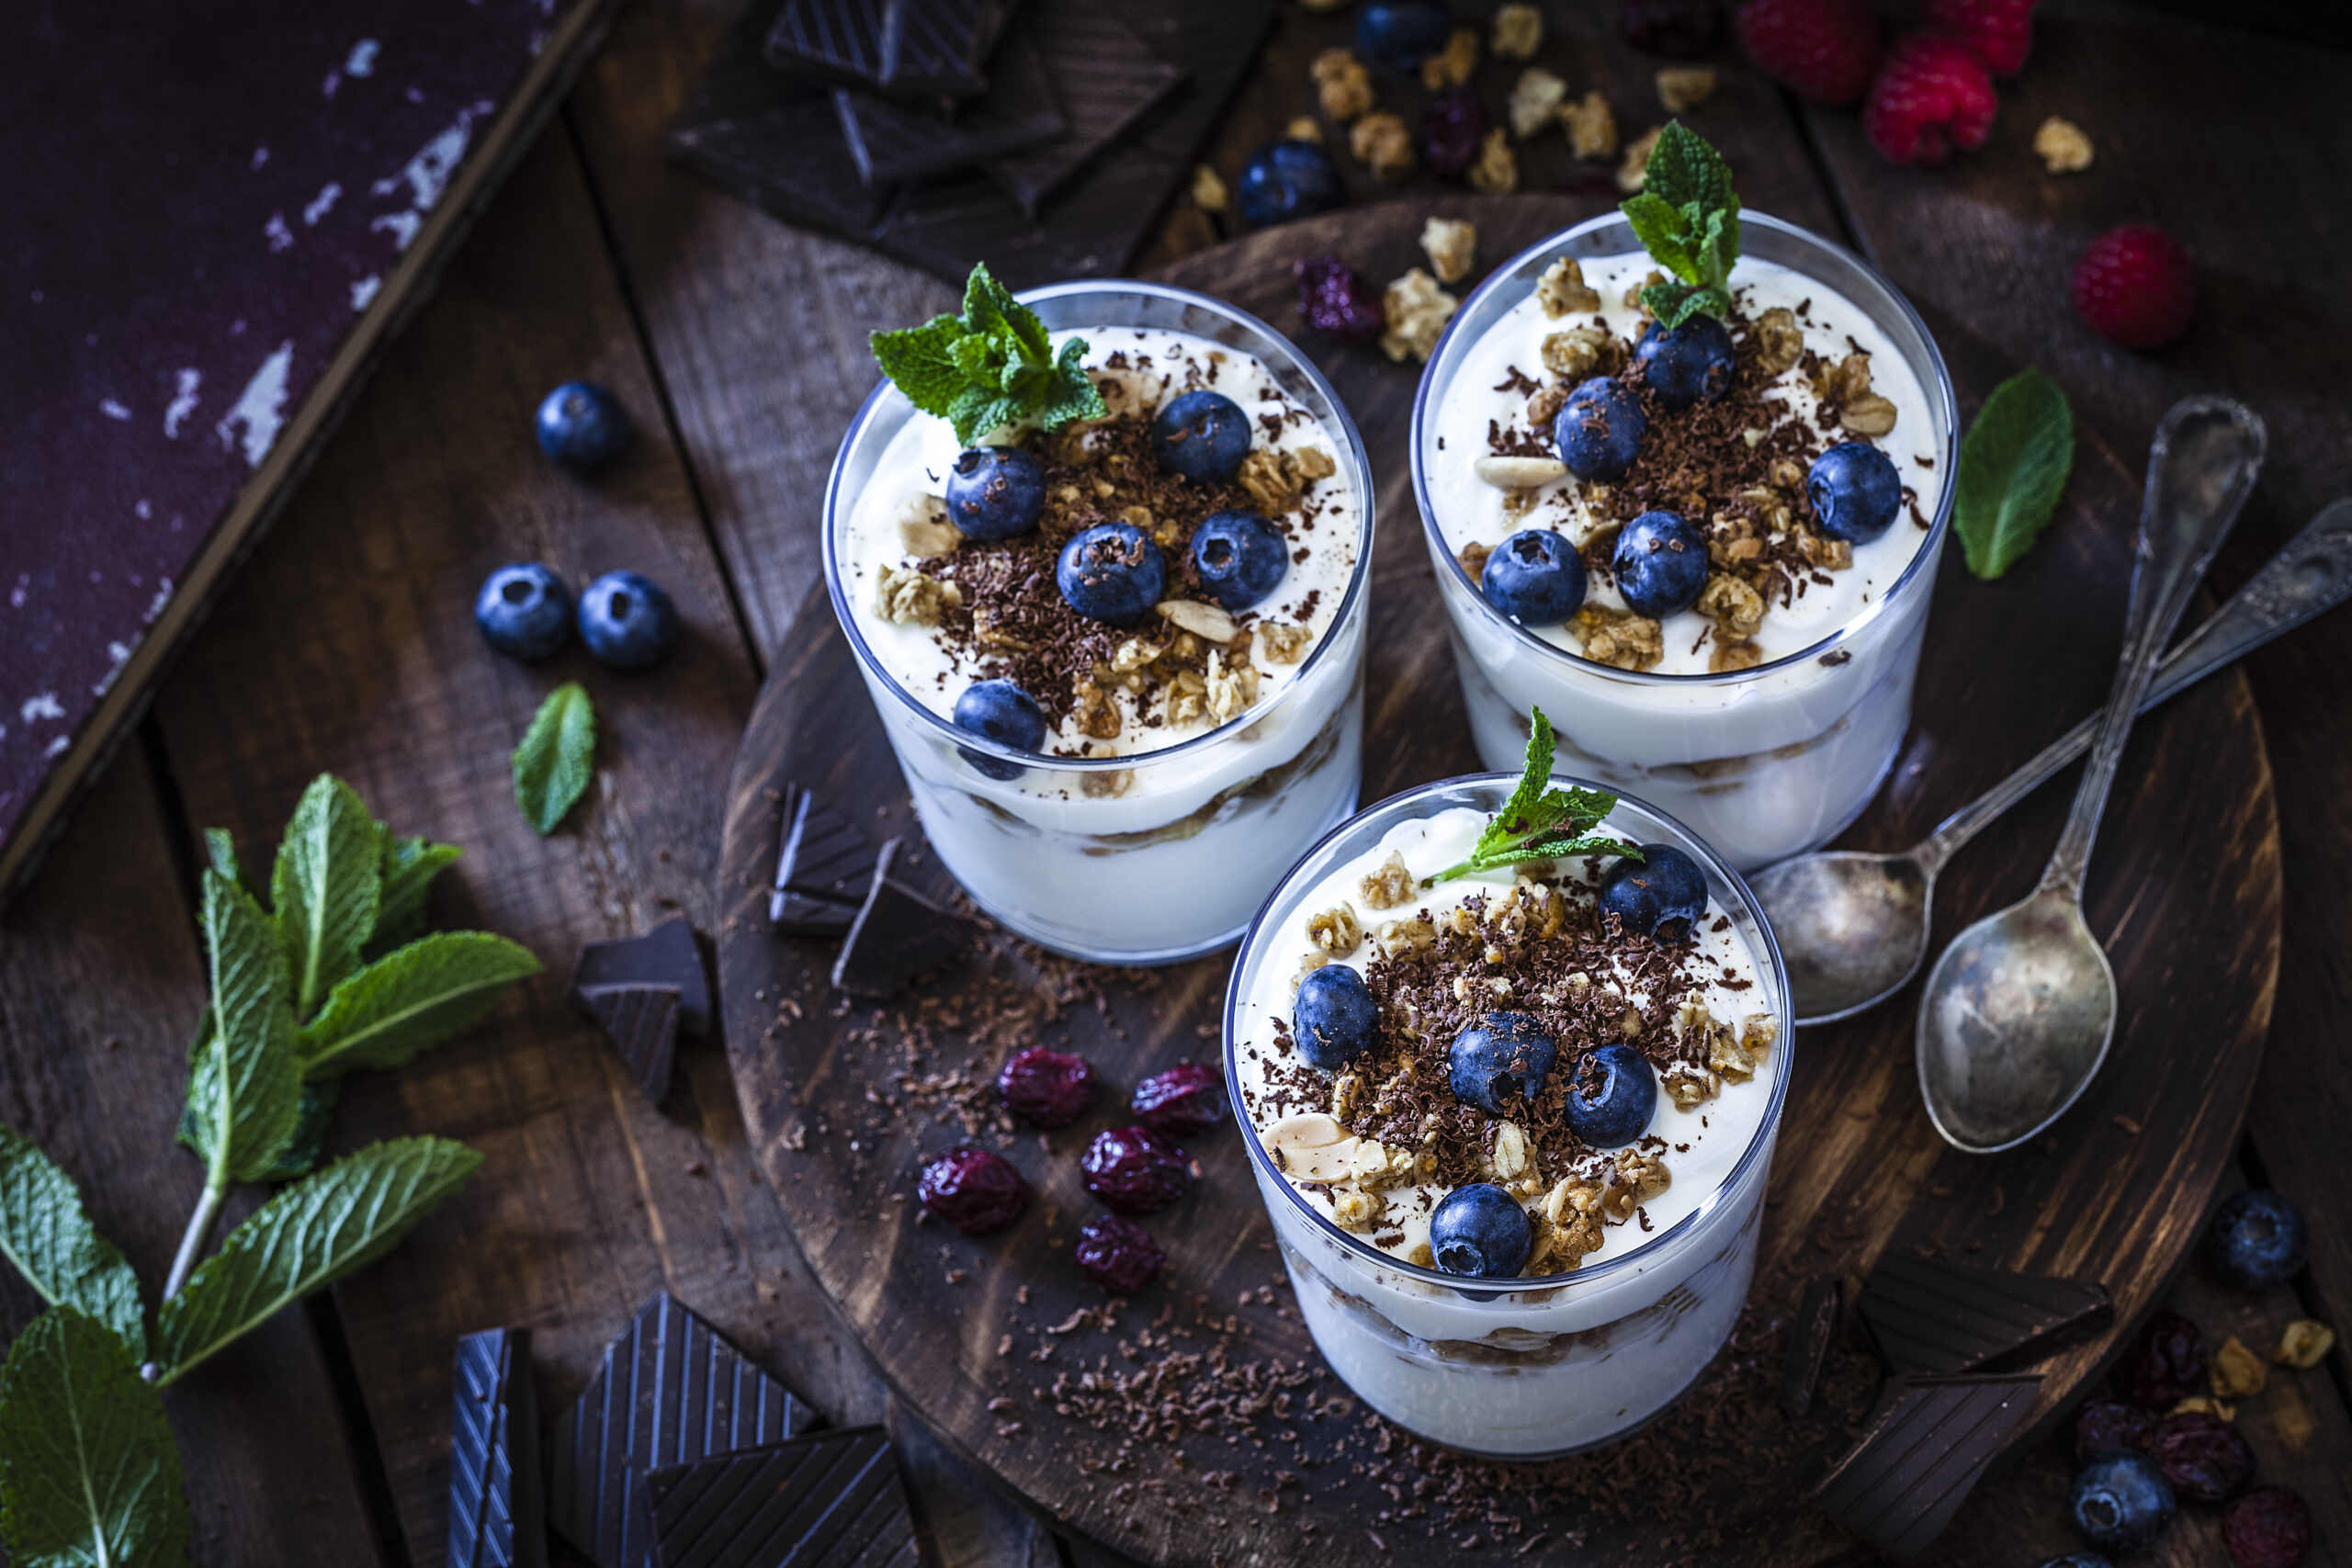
577, 983, 682, 1104
983, 0, 1184, 218
1814, 1374, 2041, 1560
1780, 1273, 1843, 1419
769, 784, 878, 935
644, 1426, 919, 1568
549, 1292, 818, 1568
834, 24, 1063, 187
447, 1327, 547, 1568
831, 838, 972, 1000
572, 917, 712, 1038
768, 0, 1018, 100
1860, 1254, 2112, 1377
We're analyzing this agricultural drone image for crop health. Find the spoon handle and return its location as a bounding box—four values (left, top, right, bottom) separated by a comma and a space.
1916, 496, 2352, 872
2037, 397, 2267, 900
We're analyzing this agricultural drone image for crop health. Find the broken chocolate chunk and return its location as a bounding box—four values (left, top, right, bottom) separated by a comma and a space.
1860, 1254, 2112, 1377
643, 1426, 918, 1568
832, 23, 1063, 187
769, 784, 877, 936
572, 916, 712, 1037
1813, 1374, 2041, 1560
831, 838, 972, 1000
576, 984, 681, 1104
766, 0, 1017, 100
548, 1292, 817, 1568
1779, 1273, 1842, 1419
447, 1327, 547, 1568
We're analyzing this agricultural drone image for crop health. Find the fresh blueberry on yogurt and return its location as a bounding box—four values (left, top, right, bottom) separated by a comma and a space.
1190, 509, 1289, 610
1610, 510, 1710, 617
1151, 389, 1252, 486
1056, 522, 1167, 626
1566, 1043, 1657, 1148
1552, 377, 1647, 480
2206, 1190, 2308, 1289
1447, 1012, 1557, 1114
1356, 0, 1453, 74
577, 570, 677, 670
952, 679, 1046, 780
1481, 529, 1587, 625
1598, 843, 1708, 941
1633, 316, 1736, 410
536, 381, 628, 474
944, 446, 1045, 540
2070, 1452, 2176, 1555
1429, 1184, 1532, 1279
474, 562, 572, 661
1293, 964, 1378, 1071
1238, 140, 1344, 230
1807, 442, 1904, 543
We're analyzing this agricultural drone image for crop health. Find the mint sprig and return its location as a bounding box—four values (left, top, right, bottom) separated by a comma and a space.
1954, 367, 2075, 580
1428, 709, 1640, 884
1619, 120, 1741, 330
513, 681, 595, 836
870, 263, 1108, 446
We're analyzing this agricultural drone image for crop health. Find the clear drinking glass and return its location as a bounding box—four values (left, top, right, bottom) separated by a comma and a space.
1224, 774, 1793, 1457
1412, 213, 1960, 871
823, 280, 1375, 965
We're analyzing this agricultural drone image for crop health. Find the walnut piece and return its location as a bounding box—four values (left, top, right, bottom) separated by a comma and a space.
1374, 917, 1436, 961
1708, 637, 1762, 673
1509, 66, 1567, 138
1815, 350, 1874, 405
899, 493, 963, 557
1750, 305, 1804, 377
1255, 622, 1313, 664
1359, 851, 1415, 909
2173, 1395, 2235, 1422
1541, 324, 1621, 379
1570, 604, 1665, 671
1204, 650, 1260, 725
1561, 92, 1619, 162
1526, 377, 1571, 429
1467, 128, 1518, 192
1492, 3, 1543, 60
1306, 902, 1363, 956
1332, 1188, 1386, 1232
1165, 668, 1208, 728
1456, 539, 1492, 582
1841, 393, 1899, 437
1542, 1178, 1606, 1268
1190, 164, 1228, 213
1350, 111, 1416, 181
1697, 572, 1766, 637
1796, 528, 1853, 570
1293, 950, 1332, 990
2274, 1319, 2336, 1368
1656, 65, 1717, 113
2211, 1335, 2268, 1400
1311, 48, 1374, 122
1663, 1062, 1719, 1110
1351, 1139, 1420, 1190
1286, 116, 1323, 143
1419, 216, 1476, 285
1419, 27, 1479, 90
1379, 267, 1459, 364
1617, 125, 1661, 191
1536, 260, 1602, 322
2034, 116, 2094, 174
874, 563, 961, 626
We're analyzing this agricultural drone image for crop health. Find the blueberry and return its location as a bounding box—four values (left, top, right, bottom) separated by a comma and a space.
1480, 529, 1587, 625
1293, 965, 1378, 1072
2070, 1452, 2175, 1556
1190, 510, 1289, 611
1566, 1043, 1657, 1147
1238, 140, 1345, 229
944, 446, 1045, 541
474, 563, 572, 661
1447, 1012, 1557, 1114
1807, 442, 1904, 544
1057, 523, 1167, 626
576, 570, 677, 670
1553, 377, 1647, 480
1356, 0, 1453, 74
1152, 390, 1253, 486
952, 680, 1046, 781
1429, 1184, 1532, 1279
1633, 316, 1736, 410
536, 381, 628, 474
2206, 1190, 2308, 1289
1610, 510, 1710, 618
1598, 843, 1708, 941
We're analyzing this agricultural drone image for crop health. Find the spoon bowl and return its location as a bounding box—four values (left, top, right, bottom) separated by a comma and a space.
1750, 851, 1930, 1024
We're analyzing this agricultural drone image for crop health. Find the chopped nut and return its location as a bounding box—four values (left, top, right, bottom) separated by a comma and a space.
1526, 377, 1571, 429
1621, 1007, 1644, 1040
1330, 1072, 1363, 1121
1157, 598, 1238, 644
874, 563, 962, 626
1332, 1188, 1386, 1232
1569, 604, 1664, 671
1796, 528, 1853, 570
1623, 268, 1666, 313
1419, 28, 1479, 90
1815, 350, 1875, 405
1841, 393, 1899, 437
1264, 1111, 1358, 1180
1456, 539, 1492, 582
1508, 66, 1567, 138
1616, 1146, 1671, 1202
1293, 951, 1333, 990
1351, 1139, 1419, 1190
1617, 124, 1661, 191
1750, 306, 1804, 377
1696, 573, 1765, 637
1707, 1018, 1760, 1080
1359, 851, 1415, 909
1165, 668, 1208, 728
2212, 1336, 2268, 1400
1419, 216, 1477, 285
2274, 1320, 2336, 1368
1487, 1122, 1532, 1180
1311, 48, 1375, 123
2172, 1396, 2235, 1422
1285, 116, 1323, 143
1467, 128, 1518, 192
1072, 680, 1124, 739
1474, 455, 1568, 491
1675, 994, 1713, 1039
1255, 622, 1313, 664
1656, 65, 1717, 114
1080, 767, 1134, 799
1191, 164, 1229, 212
1306, 902, 1363, 956
2034, 116, 2094, 174
1540, 324, 1621, 379
1663, 1061, 1719, 1110
1204, 650, 1260, 725
1492, 3, 1543, 60
1349, 112, 1416, 182
899, 494, 963, 557
1109, 635, 1164, 677
1406, 1240, 1435, 1268
1741, 1012, 1779, 1060
1237, 448, 1300, 514
1708, 637, 1762, 673
1535, 256, 1602, 318
1379, 267, 1459, 364
1560, 92, 1618, 162
1374, 917, 1437, 958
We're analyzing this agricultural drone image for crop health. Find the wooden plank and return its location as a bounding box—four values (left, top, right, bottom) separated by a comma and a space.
0, 746, 387, 1566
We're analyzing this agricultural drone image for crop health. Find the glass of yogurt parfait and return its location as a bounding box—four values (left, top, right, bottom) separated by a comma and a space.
827, 269, 1374, 964
1225, 715, 1792, 1455
1412, 125, 1958, 870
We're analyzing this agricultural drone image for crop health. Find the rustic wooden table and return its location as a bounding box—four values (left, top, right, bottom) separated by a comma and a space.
2, 3, 2346, 1565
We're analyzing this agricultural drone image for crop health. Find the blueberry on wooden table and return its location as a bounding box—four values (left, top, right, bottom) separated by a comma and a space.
1554, 377, 1647, 480
995, 1045, 1096, 1129
1238, 140, 1343, 229
1565, 1043, 1658, 1148
473, 562, 572, 660
577, 570, 676, 670
1808, 441, 1904, 544
2069, 1451, 2176, 1555
1075, 1213, 1165, 1294
1634, 315, 1736, 410
1293, 964, 1378, 1071
1611, 509, 1710, 618
1080, 1125, 1197, 1215
944, 446, 1045, 540
916, 1146, 1030, 1235
1356, 0, 1453, 74
1430, 1183, 1532, 1279
1056, 522, 1167, 626
536, 380, 628, 474
2205, 1189, 2307, 1289
951, 679, 1047, 781
1447, 1011, 1557, 1115
1131, 1062, 1227, 1136
1190, 509, 1288, 611
1151, 389, 1252, 486
1599, 843, 1708, 941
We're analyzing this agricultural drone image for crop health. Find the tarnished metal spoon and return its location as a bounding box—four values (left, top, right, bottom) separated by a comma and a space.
1758, 491, 2352, 1027
1917, 396, 2266, 1154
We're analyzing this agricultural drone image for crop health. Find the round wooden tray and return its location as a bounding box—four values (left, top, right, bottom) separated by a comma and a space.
715, 197, 2279, 1567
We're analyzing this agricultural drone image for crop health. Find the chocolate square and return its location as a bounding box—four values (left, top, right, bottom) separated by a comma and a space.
831, 838, 973, 1000
572, 918, 712, 1038
447, 1327, 547, 1568
1813, 1374, 2041, 1559
767, 0, 1018, 100
643, 1426, 919, 1568
833, 24, 1063, 187
548, 1292, 818, 1568
1779, 1273, 1843, 1419
982, 0, 1184, 218
576, 983, 681, 1104
1860, 1254, 2112, 1377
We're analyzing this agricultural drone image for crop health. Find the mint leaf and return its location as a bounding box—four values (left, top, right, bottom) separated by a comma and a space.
870, 264, 1107, 446
1643, 121, 1735, 218
1955, 367, 2075, 580
155, 1137, 481, 1383
0, 1127, 146, 1359
369, 834, 462, 959
187, 870, 303, 1187
270, 774, 383, 1021
965, 263, 1052, 364
297, 931, 539, 1081
868, 314, 972, 415
254, 1080, 340, 1183
1620, 193, 1698, 282
1645, 280, 1733, 330
200, 826, 267, 909
1618, 121, 1740, 322
0, 1306, 189, 1568
1428, 709, 1638, 883
513, 682, 594, 835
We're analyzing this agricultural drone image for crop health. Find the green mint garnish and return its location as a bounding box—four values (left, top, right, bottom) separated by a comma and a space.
512, 681, 596, 836
1618, 120, 1741, 330
869, 262, 1108, 446
1427, 708, 1640, 884
1953, 367, 2075, 580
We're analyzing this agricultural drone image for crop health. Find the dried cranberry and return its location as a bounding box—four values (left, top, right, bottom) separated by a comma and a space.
916, 1147, 1030, 1235
1294, 255, 1385, 344
2074, 1399, 2158, 1463
1075, 1213, 1165, 1294
1618, 0, 1723, 58
2223, 1486, 2312, 1568
1080, 1125, 1198, 1215
2153, 1410, 2256, 1504
1132, 1062, 1228, 1136
1420, 87, 1488, 180
995, 1046, 1097, 1129
2118, 1309, 2208, 1407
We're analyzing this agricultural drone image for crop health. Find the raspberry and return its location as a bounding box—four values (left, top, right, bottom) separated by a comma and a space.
916, 1147, 1030, 1235
1080, 1125, 1198, 1215
1294, 255, 1385, 344
1074, 1213, 1165, 1294
1863, 31, 1997, 165
2072, 224, 2197, 350
1131, 1063, 1228, 1136
1420, 87, 1489, 180
1736, 0, 1881, 107
995, 1046, 1096, 1129
1619, 0, 1723, 59
2223, 1486, 2312, 1568
2153, 1410, 2256, 1504
2074, 1398, 2157, 1463
2117, 1308, 2208, 1407
1926, 0, 2036, 74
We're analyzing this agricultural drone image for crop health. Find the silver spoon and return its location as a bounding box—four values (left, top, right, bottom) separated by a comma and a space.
1758, 491, 2352, 1027
1917, 396, 2267, 1154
